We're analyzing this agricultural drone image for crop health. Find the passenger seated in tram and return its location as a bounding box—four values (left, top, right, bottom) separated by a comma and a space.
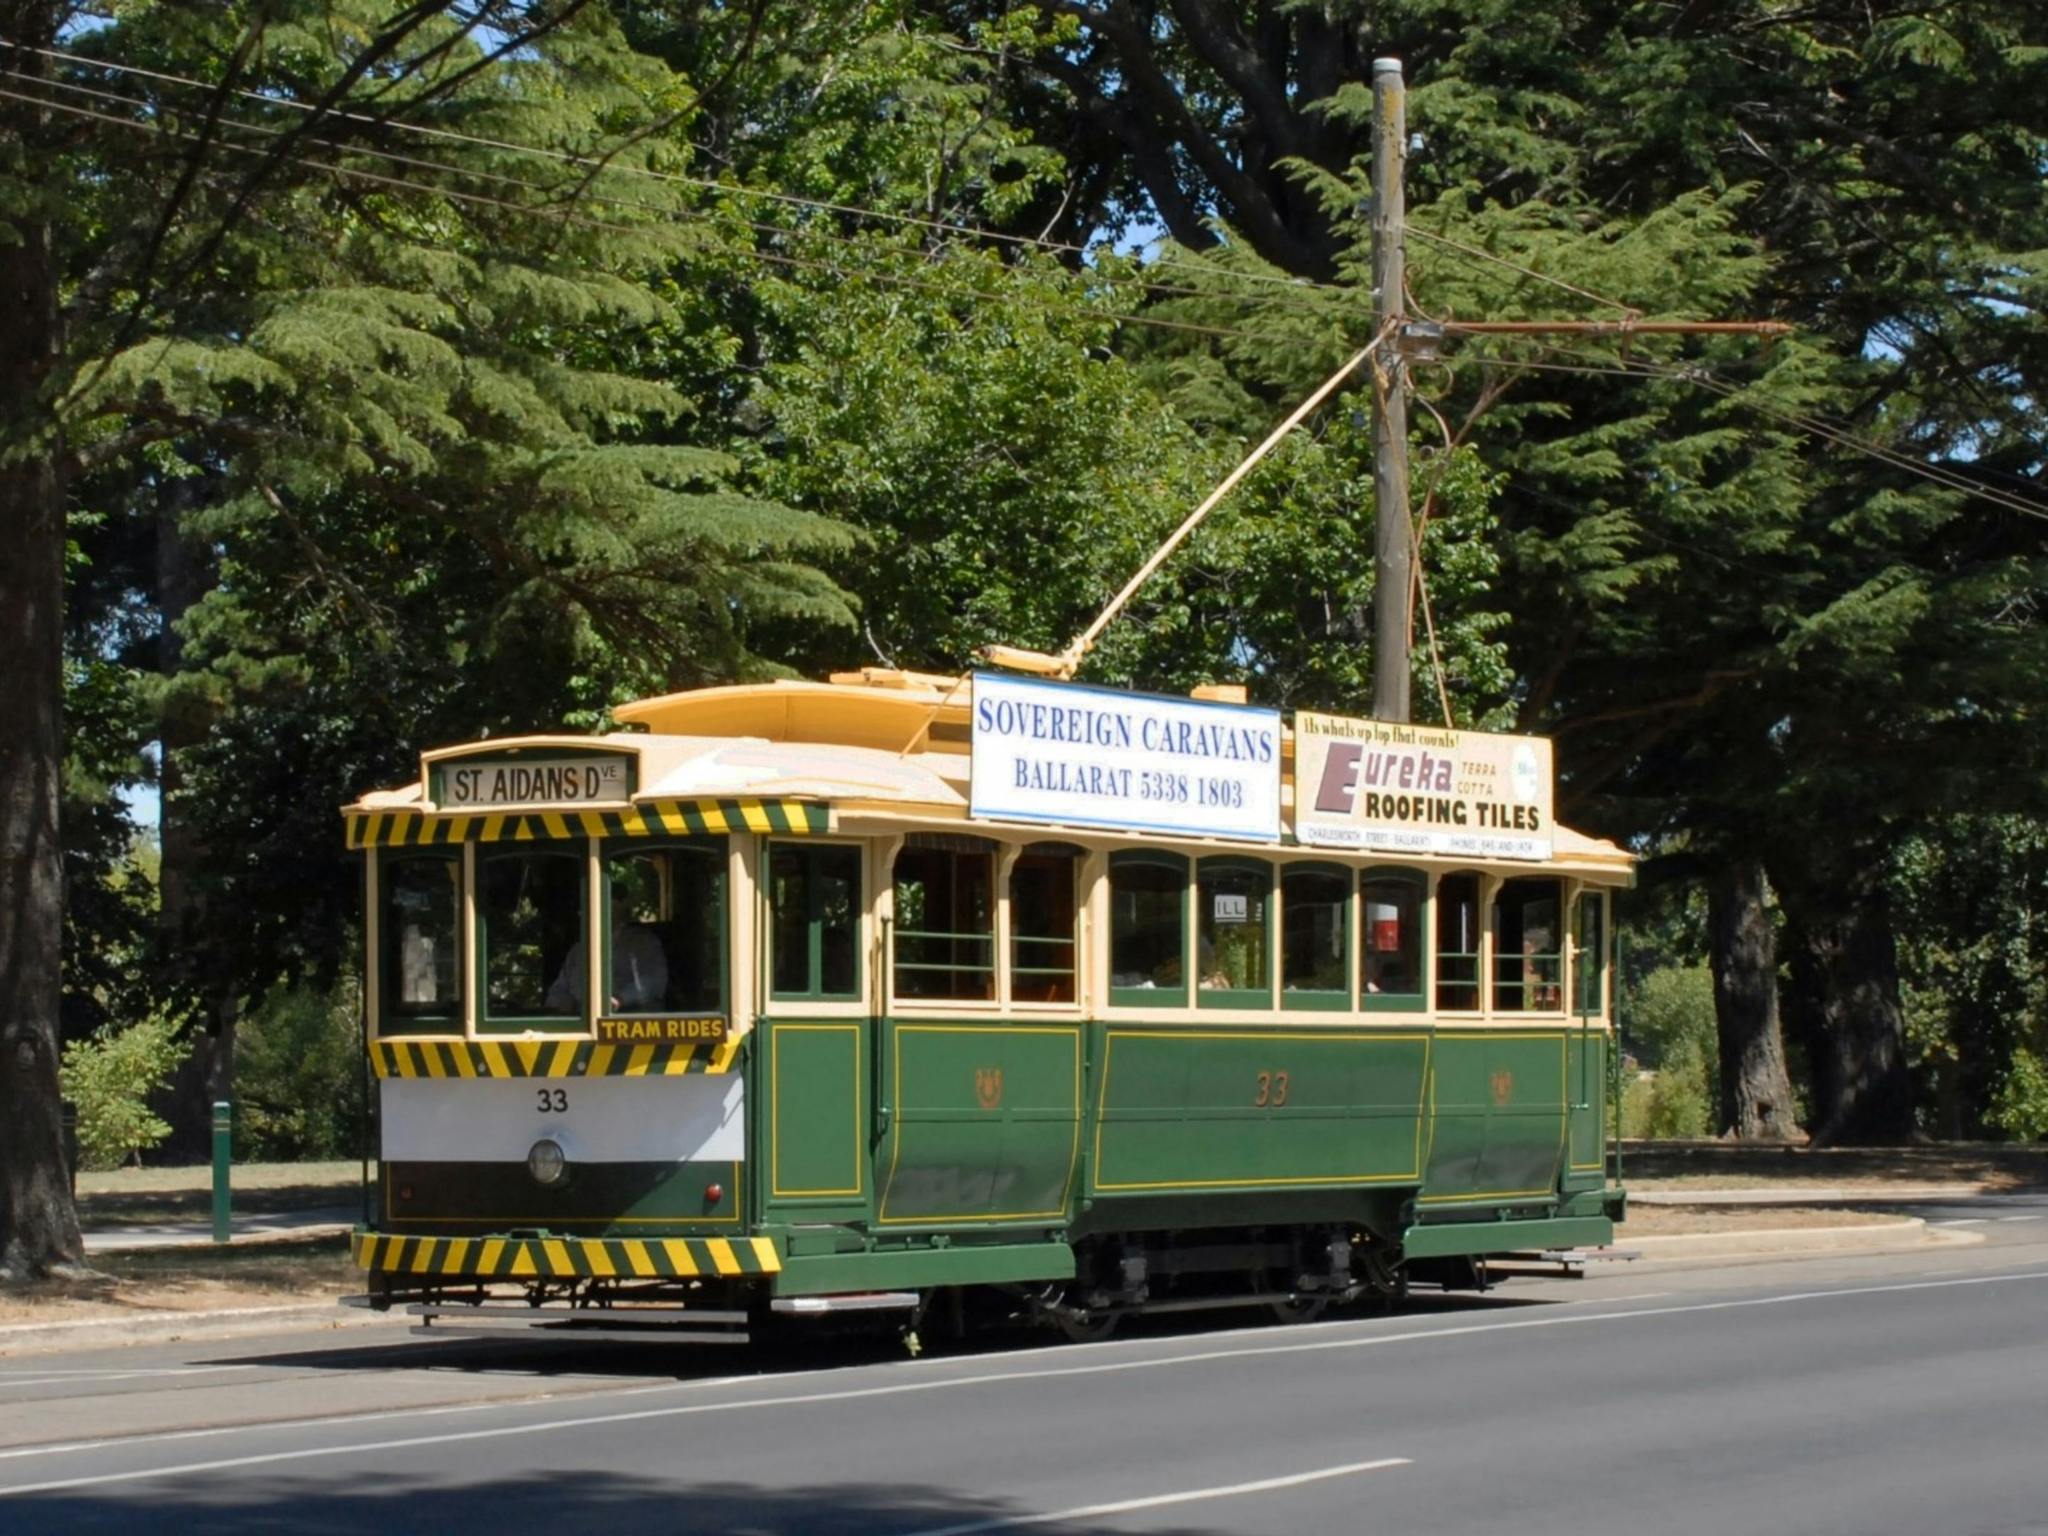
545, 896, 670, 1014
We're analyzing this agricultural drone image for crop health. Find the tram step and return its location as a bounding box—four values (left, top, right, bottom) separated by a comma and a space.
770, 1291, 923, 1315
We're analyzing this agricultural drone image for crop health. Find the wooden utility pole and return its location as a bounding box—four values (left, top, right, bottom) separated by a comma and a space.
1370, 57, 1411, 725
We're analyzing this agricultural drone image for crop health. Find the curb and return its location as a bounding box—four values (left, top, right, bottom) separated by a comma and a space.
82, 1223, 353, 1256
0, 1302, 407, 1358
1620, 1217, 1982, 1262
1629, 1185, 1994, 1207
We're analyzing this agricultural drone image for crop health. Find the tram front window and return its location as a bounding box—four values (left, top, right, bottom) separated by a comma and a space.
484, 850, 585, 1022
381, 853, 461, 1030
605, 844, 725, 1015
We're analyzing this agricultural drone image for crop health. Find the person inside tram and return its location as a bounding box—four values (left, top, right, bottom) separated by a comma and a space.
545, 895, 670, 1014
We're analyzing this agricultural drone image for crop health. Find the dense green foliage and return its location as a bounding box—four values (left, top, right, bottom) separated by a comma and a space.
14, 0, 2048, 1170
60, 1012, 191, 1171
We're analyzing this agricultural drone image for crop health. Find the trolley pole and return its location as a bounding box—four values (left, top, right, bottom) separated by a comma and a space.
1371, 56, 1412, 725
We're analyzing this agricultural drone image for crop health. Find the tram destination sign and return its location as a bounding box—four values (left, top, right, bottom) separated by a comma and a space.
1292, 713, 1553, 862
969, 673, 1282, 842
436, 755, 631, 809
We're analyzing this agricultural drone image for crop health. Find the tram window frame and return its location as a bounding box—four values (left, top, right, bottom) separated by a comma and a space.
476, 844, 590, 1034
1435, 872, 1484, 1013
1280, 862, 1351, 1012
376, 850, 464, 1035
1009, 842, 1082, 1007
1108, 850, 1190, 1009
1197, 856, 1273, 1009
1493, 876, 1565, 1014
891, 835, 998, 1005
1573, 888, 1608, 1019
1362, 868, 1428, 1013
768, 841, 865, 1003
601, 837, 728, 1018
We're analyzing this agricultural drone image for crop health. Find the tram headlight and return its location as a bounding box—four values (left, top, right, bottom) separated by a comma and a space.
526, 1137, 568, 1187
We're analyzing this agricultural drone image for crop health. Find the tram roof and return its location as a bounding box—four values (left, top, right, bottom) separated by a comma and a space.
347, 671, 1634, 879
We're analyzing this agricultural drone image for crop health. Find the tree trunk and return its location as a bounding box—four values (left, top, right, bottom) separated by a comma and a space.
1781, 880, 1916, 1146
0, 10, 87, 1278
1707, 860, 1800, 1140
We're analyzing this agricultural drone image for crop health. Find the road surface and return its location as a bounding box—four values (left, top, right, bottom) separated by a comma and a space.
3, 1191, 2045, 1536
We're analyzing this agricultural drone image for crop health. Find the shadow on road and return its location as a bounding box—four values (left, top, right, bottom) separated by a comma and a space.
10, 1470, 1243, 1536
205, 1286, 1551, 1382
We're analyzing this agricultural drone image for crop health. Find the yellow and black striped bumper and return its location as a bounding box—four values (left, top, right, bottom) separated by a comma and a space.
354, 1232, 781, 1279
370, 1037, 740, 1078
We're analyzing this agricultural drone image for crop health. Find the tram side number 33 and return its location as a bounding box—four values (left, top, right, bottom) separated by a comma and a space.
536, 1088, 569, 1113
1254, 1071, 1290, 1107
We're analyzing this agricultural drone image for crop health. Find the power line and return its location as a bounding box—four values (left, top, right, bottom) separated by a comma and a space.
0, 79, 1278, 347
1, 62, 1344, 324
4, 35, 1346, 301
1449, 341, 2048, 526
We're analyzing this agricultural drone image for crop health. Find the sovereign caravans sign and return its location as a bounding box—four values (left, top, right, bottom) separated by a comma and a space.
1292, 713, 1553, 862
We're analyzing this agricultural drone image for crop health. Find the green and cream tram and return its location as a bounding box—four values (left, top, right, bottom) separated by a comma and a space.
347, 668, 1630, 1341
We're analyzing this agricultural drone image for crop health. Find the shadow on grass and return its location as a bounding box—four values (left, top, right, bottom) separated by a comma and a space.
9, 1469, 1245, 1536
79, 1184, 366, 1226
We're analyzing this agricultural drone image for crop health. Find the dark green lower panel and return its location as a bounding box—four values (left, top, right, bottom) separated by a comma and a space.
772, 1241, 1075, 1296
384, 1159, 740, 1230
1402, 1215, 1613, 1259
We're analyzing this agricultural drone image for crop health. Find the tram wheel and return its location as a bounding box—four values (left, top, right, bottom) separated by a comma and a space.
1053, 1306, 1121, 1343
1267, 1293, 1329, 1326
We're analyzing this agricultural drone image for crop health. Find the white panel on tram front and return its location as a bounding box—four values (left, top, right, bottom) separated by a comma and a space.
379, 1074, 744, 1164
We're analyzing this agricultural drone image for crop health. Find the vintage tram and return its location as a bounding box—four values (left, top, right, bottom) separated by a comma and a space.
346, 667, 1629, 1342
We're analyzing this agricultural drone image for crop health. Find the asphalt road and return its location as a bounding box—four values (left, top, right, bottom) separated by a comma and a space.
3, 1194, 2045, 1536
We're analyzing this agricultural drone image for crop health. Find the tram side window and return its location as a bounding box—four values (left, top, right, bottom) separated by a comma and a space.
1436, 873, 1482, 1011
604, 843, 725, 1015
1198, 858, 1272, 1005
1494, 877, 1564, 1012
380, 854, 462, 1031
770, 844, 863, 1001
1573, 890, 1607, 1018
1281, 865, 1350, 1010
894, 837, 996, 1002
1109, 852, 1188, 1007
483, 849, 586, 1024
1362, 870, 1426, 1008
1010, 844, 1080, 1004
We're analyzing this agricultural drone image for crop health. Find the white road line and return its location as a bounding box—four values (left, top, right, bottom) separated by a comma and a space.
1931, 1219, 1989, 1227
905, 1458, 1414, 1536
2, 1267, 2044, 1498
1994, 1215, 2042, 1223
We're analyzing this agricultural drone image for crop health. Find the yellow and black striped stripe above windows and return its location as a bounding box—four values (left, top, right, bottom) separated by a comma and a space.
344, 798, 830, 850
372, 1037, 743, 1079
353, 1231, 779, 1278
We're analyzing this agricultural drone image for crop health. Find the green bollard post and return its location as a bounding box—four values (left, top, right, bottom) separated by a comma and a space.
211, 1100, 233, 1245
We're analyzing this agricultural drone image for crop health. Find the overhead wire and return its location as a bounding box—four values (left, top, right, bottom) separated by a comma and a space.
0, 77, 1282, 347
1446, 340, 2048, 526
0, 62, 1351, 325
2, 36, 1347, 301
